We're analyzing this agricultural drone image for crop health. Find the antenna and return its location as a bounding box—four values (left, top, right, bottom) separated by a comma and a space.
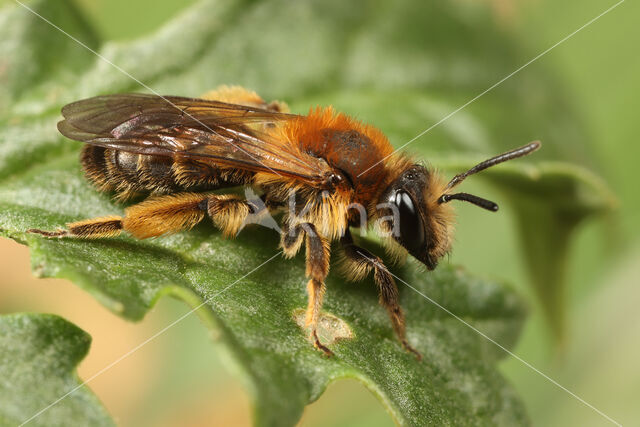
438, 141, 540, 211
438, 193, 498, 212
444, 141, 540, 190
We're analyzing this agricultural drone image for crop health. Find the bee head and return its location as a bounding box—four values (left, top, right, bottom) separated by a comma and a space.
378, 164, 453, 270
377, 141, 540, 270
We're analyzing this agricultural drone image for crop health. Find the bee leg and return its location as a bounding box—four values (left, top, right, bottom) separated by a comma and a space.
280, 222, 305, 258
200, 85, 289, 113
282, 223, 333, 356
28, 192, 263, 240
340, 230, 422, 360
28, 216, 122, 239
304, 224, 333, 356
206, 194, 257, 237
29, 193, 211, 239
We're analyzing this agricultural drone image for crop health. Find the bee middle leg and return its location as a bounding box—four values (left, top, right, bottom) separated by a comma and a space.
28, 192, 261, 240
281, 223, 333, 356
340, 230, 422, 360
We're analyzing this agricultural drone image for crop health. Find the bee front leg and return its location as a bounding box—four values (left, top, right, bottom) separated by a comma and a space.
340, 230, 422, 360
281, 223, 333, 356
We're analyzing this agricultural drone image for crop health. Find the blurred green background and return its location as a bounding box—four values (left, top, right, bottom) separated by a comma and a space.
1, 0, 638, 425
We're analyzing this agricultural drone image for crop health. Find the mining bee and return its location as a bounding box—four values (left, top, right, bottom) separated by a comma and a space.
29, 86, 540, 358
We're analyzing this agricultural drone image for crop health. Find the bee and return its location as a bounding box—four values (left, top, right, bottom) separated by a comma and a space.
29, 85, 540, 358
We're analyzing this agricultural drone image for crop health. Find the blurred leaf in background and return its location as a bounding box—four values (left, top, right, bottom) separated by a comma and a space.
0, 314, 113, 427
0, 0, 637, 425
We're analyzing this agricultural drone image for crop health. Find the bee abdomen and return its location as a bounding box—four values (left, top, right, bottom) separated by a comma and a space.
81, 146, 252, 201
81, 145, 115, 192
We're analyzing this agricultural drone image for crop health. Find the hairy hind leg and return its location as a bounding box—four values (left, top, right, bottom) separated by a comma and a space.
200, 85, 289, 113
28, 192, 259, 240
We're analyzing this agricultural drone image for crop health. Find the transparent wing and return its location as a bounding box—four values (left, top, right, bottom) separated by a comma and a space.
58, 93, 327, 182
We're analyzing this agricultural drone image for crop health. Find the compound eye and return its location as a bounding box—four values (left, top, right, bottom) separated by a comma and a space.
394, 191, 425, 253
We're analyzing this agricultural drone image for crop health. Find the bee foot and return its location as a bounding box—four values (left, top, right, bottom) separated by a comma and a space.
402, 340, 423, 361
312, 330, 334, 357
27, 228, 68, 238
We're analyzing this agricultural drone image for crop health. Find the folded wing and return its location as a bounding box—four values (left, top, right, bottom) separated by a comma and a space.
58, 93, 327, 184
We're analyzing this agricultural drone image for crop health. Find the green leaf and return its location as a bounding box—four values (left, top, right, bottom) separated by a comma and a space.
5, 220, 530, 426
0, 0, 615, 424
0, 153, 529, 425
0, 313, 114, 427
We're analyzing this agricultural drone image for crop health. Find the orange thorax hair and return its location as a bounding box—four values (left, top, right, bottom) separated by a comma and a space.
259, 107, 421, 240
281, 107, 395, 205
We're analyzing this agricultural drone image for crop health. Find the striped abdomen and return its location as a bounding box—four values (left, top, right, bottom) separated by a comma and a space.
81, 146, 252, 201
